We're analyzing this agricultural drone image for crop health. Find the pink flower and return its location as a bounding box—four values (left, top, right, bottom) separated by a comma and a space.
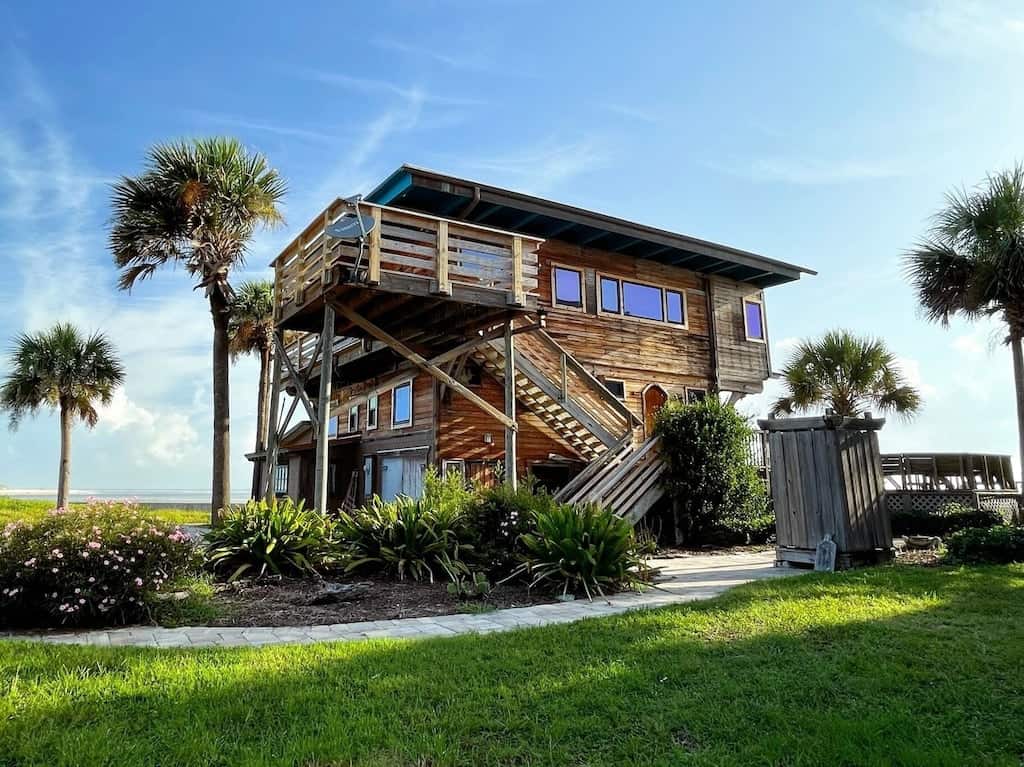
134, 577, 143, 587
23, 558, 36, 567
87, 541, 101, 550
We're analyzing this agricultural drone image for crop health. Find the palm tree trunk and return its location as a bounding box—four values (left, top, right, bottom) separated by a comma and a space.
210, 291, 231, 525
56, 401, 72, 509
250, 343, 272, 495
1011, 329, 1024, 496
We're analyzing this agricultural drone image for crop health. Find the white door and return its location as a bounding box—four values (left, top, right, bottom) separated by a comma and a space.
380, 457, 404, 501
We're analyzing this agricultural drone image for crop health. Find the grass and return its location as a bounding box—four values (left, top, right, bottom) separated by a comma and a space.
1, 564, 1022, 766
0, 495, 208, 526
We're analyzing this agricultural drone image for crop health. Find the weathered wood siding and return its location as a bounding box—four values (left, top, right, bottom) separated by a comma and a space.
436, 371, 581, 474
537, 241, 770, 420
711, 278, 770, 393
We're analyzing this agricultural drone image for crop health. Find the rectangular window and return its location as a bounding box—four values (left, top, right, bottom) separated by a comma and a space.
622, 281, 664, 321
348, 404, 359, 433
366, 393, 378, 430
600, 277, 620, 313
327, 414, 339, 438
685, 387, 708, 404
604, 379, 626, 400
392, 380, 413, 427
553, 266, 584, 308
743, 298, 765, 341
441, 459, 467, 482
274, 463, 289, 495
666, 290, 686, 325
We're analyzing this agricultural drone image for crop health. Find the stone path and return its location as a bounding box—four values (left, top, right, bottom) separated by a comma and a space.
3, 551, 798, 649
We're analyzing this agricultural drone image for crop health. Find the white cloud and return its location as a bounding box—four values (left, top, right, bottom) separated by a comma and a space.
98, 390, 201, 466
876, 0, 1024, 59
600, 103, 661, 124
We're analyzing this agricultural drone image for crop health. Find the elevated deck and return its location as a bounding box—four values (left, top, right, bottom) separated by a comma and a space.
273, 199, 543, 343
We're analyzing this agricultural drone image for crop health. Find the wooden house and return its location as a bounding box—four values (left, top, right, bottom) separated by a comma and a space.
249, 166, 813, 521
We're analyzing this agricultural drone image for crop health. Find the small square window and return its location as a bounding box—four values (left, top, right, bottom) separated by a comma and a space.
348, 404, 359, 433
685, 387, 707, 404
666, 290, 686, 325
600, 277, 620, 313
604, 379, 626, 400
367, 393, 378, 430
392, 381, 413, 427
327, 415, 339, 438
743, 299, 765, 341
553, 267, 583, 308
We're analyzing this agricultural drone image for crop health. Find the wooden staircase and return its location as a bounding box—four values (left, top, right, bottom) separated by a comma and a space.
473, 329, 636, 461
555, 435, 666, 524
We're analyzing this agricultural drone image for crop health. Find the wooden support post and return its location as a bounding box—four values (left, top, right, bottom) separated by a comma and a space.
559, 352, 568, 402
321, 210, 332, 285
508, 236, 525, 306
262, 343, 284, 502
504, 321, 518, 488
329, 300, 516, 429
435, 219, 451, 295
367, 206, 381, 285
313, 305, 335, 515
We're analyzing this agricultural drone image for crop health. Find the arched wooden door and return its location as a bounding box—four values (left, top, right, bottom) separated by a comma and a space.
642, 384, 668, 439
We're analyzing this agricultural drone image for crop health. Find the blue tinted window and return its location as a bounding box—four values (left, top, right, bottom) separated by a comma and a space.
622, 282, 663, 321
553, 267, 583, 307
600, 277, 620, 313
392, 381, 412, 426
666, 290, 685, 325
744, 300, 764, 340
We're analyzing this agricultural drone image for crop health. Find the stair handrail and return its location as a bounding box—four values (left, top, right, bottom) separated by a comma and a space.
554, 432, 633, 502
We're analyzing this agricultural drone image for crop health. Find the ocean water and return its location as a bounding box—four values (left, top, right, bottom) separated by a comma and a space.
1, 488, 250, 505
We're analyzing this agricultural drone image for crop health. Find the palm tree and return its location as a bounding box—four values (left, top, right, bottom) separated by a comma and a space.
0, 323, 125, 509
905, 165, 1024, 476
228, 279, 276, 486
770, 330, 922, 419
110, 138, 286, 523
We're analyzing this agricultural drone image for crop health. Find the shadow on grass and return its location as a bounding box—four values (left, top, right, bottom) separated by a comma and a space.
1, 565, 1022, 767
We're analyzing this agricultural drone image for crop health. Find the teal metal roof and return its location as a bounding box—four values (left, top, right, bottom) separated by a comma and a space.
367, 165, 815, 288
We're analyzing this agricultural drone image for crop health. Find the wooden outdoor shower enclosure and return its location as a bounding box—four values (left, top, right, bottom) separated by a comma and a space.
759, 415, 892, 569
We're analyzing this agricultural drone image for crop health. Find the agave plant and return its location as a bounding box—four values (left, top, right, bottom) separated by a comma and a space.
336, 495, 472, 582
203, 498, 338, 581
516, 502, 649, 599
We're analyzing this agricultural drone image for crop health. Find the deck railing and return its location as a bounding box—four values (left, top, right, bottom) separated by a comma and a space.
273, 199, 543, 320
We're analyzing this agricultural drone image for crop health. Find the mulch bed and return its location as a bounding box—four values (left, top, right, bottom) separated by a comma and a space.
207, 576, 558, 627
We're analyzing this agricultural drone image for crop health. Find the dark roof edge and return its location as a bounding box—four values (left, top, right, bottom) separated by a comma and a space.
368, 164, 816, 281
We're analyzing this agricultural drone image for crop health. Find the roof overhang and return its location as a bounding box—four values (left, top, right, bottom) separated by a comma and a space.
367, 165, 815, 288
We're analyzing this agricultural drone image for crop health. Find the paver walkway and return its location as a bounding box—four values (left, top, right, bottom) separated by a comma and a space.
3, 551, 798, 648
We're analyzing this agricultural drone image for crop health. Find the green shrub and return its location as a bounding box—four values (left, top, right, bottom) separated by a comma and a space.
466, 478, 557, 575
891, 501, 1003, 538
946, 525, 1024, 564
204, 498, 338, 581
0, 500, 198, 628
337, 495, 471, 582
655, 397, 771, 545
516, 502, 649, 598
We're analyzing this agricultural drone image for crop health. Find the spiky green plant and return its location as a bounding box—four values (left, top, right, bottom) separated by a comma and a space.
770, 330, 921, 419
110, 138, 286, 523
0, 323, 125, 508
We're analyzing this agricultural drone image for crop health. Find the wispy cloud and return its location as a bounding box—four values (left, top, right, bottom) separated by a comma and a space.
181, 110, 344, 144
874, 0, 1024, 59
372, 37, 493, 72
711, 155, 902, 186
448, 136, 609, 196
293, 68, 487, 107
600, 103, 661, 125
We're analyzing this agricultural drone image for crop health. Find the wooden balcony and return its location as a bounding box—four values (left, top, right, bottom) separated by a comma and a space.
273, 199, 543, 334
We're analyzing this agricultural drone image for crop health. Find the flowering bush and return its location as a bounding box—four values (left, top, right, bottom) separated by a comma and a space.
0, 500, 198, 627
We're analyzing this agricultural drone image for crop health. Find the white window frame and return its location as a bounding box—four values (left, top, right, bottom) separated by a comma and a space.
603, 378, 627, 401
742, 296, 766, 343
366, 392, 378, 431
391, 379, 414, 428
597, 272, 689, 330
274, 463, 289, 496
551, 264, 586, 311
441, 459, 467, 482
348, 404, 360, 433
685, 387, 708, 404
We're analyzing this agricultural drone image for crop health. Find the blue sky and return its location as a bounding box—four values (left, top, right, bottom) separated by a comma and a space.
1, 0, 1023, 492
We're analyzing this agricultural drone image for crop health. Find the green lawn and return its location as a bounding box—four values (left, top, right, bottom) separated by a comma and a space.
0, 495, 208, 526
1, 565, 1022, 766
